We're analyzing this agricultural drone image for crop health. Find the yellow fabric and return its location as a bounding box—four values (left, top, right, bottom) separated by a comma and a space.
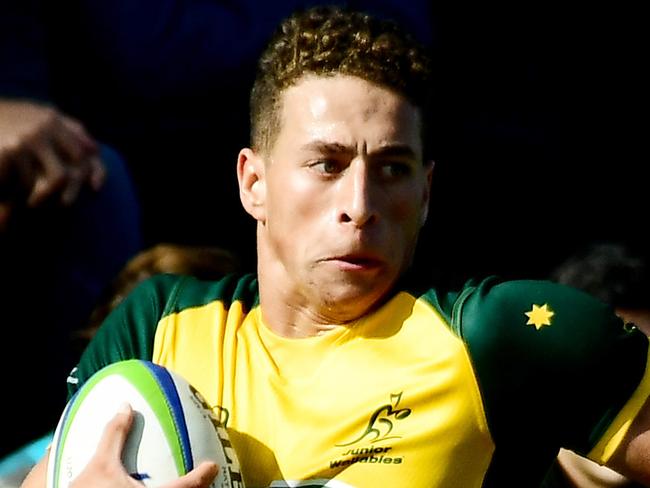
588, 347, 650, 464
151, 292, 494, 488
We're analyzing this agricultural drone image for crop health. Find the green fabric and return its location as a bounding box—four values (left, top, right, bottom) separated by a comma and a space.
448, 277, 647, 486
69, 273, 259, 399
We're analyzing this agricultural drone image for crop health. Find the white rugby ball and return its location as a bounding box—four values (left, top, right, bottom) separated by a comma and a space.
46, 359, 244, 488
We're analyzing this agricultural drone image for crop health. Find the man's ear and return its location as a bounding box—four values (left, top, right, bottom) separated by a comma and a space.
237, 148, 266, 222
420, 160, 434, 227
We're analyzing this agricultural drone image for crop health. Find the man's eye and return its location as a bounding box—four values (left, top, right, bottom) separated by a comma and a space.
379, 162, 412, 178
311, 160, 340, 174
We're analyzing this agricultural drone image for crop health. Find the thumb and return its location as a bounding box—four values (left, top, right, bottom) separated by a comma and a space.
95, 402, 134, 461
165, 461, 219, 488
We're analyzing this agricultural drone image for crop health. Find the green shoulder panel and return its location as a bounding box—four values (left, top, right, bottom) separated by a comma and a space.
68, 273, 259, 398
416, 284, 462, 326
68, 273, 182, 397
453, 277, 648, 485
168, 272, 259, 315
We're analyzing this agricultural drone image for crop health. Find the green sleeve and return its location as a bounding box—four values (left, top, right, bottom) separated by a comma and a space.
456, 277, 648, 484
66, 273, 185, 398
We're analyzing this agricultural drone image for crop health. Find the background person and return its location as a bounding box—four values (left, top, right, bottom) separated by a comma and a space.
0, 104, 142, 459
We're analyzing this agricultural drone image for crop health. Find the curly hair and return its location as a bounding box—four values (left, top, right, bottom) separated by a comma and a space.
250, 5, 431, 154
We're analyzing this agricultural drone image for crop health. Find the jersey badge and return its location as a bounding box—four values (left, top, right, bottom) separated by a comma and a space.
336, 392, 411, 447
525, 303, 555, 330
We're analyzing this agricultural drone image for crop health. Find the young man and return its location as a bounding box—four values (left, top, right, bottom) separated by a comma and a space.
21, 6, 650, 488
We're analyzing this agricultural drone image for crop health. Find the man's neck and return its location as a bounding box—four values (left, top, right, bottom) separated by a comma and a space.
255, 262, 353, 338
257, 295, 342, 339
254, 226, 392, 338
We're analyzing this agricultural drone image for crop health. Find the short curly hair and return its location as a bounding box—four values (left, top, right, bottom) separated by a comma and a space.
250, 5, 432, 154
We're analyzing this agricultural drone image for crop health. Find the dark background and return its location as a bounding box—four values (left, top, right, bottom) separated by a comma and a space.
418, 9, 646, 288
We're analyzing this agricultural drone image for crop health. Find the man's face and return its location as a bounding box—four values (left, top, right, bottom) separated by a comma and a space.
248, 75, 432, 321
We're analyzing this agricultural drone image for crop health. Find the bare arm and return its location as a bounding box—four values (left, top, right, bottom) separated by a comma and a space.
20, 452, 48, 488
20, 405, 218, 488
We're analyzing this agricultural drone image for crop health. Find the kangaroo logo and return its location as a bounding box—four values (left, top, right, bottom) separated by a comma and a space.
336, 392, 411, 447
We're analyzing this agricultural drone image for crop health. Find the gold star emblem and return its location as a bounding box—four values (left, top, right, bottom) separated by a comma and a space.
525, 303, 555, 330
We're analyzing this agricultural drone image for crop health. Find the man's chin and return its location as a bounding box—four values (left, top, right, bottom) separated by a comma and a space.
317, 283, 391, 322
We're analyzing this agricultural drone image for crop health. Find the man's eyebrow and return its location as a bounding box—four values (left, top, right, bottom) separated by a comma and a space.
370, 144, 417, 160
300, 141, 417, 160
300, 141, 355, 156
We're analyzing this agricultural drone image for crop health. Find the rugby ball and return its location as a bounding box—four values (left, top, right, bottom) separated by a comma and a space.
46, 360, 244, 488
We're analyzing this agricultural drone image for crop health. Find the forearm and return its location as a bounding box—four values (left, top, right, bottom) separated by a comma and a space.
20, 453, 48, 488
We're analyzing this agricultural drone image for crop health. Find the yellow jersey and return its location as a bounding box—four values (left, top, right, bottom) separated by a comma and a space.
69, 274, 650, 487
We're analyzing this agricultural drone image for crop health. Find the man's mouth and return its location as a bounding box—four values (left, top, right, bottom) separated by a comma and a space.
325, 254, 384, 271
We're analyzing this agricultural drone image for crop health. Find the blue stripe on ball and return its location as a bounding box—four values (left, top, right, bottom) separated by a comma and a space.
143, 361, 194, 473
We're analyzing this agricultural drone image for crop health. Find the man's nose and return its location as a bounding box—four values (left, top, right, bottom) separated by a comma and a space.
336, 160, 378, 228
